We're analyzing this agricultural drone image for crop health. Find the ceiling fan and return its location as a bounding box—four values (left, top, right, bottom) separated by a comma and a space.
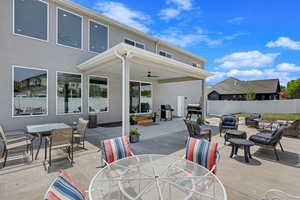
145, 71, 160, 78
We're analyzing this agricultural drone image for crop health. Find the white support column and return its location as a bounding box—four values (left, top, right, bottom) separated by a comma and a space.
122, 56, 130, 136
201, 79, 207, 119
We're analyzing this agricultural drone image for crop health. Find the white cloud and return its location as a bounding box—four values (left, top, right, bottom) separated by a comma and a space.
227, 17, 244, 24
276, 63, 300, 72
155, 28, 222, 48
159, 8, 181, 20
159, 0, 192, 20
207, 69, 292, 85
93, 1, 151, 33
166, 0, 192, 10
266, 37, 300, 50
215, 51, 280, 69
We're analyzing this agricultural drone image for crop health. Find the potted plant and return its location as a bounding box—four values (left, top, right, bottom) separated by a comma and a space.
130, 115, 137, 125
129, 129, 141, 143
196, 117, 209, 125
151, 112, 157, 122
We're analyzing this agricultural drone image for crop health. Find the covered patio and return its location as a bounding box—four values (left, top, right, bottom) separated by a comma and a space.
77, 43, 213, 136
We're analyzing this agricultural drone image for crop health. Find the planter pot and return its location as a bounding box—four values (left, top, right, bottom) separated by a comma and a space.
130, 134, 140, 143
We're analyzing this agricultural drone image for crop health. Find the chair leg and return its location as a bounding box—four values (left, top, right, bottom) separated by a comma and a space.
31, 144, 34, 161
3, 150, 8, 168
274, 147, 279, 161
49, 146, 52, 167
279, 142, 284, 152
82, 139, 85, 149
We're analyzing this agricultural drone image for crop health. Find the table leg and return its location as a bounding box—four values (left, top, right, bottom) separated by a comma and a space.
35, 134, 42, 160
248, 147, 252, 159
234, 145, 238, 155
244, 146, 249, 163
230, 145, 235, 158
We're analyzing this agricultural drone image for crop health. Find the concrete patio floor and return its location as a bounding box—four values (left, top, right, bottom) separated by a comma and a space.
0, 118, 299, 200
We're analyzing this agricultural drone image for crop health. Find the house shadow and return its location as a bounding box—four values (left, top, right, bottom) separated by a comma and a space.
252, 148, 300, 168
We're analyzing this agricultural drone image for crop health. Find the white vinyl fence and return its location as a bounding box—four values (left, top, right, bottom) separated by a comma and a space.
207, 99, 300, 116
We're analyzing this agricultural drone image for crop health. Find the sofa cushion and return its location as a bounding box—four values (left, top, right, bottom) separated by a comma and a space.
249, 135, 271, 145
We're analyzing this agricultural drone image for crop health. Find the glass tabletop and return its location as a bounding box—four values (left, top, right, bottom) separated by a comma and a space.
89, 154, 227, 200
26, 123, 71, 133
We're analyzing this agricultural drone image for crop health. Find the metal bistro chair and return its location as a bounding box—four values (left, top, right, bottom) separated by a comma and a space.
0, 125, 33, 168
45, 128, 74, 167
184, 119, 212, 141
73, 119, 89, 149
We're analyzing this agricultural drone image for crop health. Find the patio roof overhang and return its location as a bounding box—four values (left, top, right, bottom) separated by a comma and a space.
77, 43, 213, 81
77, 43, 213, 136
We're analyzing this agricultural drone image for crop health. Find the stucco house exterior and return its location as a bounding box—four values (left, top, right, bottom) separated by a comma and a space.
0, 0, 212, 135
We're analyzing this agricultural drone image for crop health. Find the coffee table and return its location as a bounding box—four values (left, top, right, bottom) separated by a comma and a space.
228, 138, 254, 163
224, 130, 247, 145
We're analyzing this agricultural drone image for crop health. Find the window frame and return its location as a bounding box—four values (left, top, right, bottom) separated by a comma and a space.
124, 38, 145, 49
88, 19, 109, 54
13, 0, 49, 42
56, 71, 83, 116
130, 80, 153, 115
88, 75, 109, 113
56, 7, 83, 50
159, 50, 172, 58
12, 65, 49, 118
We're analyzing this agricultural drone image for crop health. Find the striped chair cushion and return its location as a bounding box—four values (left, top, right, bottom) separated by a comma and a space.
185, 137, 218, 172
44, 170, 86, 200
101, 136, 133, 164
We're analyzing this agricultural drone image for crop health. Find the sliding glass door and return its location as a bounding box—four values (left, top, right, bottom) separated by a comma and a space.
130, 81, 152, 114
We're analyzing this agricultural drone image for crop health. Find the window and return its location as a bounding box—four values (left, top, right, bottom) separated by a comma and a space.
13, 66, 48, 117
130, 81, 152, 114
192, 63, 199, 67
57, 8, 82, 49
89, 20, 108, 53
89, 76, 108, 113
56, 72, 82, 115
159, 50, 172, 58
14, 0, 48, 41
124, 38, 145, 49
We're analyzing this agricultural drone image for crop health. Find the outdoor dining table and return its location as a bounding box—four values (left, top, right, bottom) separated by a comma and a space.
26, 123, 71, 160
89, 154, 227, 200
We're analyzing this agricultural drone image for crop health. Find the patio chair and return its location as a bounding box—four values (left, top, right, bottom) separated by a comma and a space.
245, 113, 261, 128
183, 119, 212, 141
283, 119, 300, 137
219, 115, 238, 136
43, 170, 87, 200
100, 136, 134, 166
46, 128, 74, 167
263, 189, 300, 200
0, 125, 33, 168
73, 119, 89, 149
249, 127, 285, 161
184, 137, 219, 174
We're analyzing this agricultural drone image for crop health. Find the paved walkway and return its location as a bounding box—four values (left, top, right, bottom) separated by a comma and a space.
0, 118, 299, 199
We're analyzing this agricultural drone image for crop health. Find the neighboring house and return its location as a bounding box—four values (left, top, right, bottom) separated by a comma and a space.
0, 0, 212, 134
207, 78, 280, 101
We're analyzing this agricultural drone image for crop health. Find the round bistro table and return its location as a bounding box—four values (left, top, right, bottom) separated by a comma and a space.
89, 154, 227, 200
228, 138, 254, 163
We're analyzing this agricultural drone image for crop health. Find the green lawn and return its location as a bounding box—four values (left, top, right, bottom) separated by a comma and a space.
233, 113, 300, 121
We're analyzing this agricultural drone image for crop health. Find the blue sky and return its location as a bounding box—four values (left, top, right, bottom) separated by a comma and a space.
72, 0, 300, 86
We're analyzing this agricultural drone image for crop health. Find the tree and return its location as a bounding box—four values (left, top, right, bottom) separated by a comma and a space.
286, 79, 300, 99
244, 87, 256, 100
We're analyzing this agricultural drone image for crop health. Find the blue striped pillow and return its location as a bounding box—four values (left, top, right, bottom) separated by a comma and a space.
44, 170, 86, 200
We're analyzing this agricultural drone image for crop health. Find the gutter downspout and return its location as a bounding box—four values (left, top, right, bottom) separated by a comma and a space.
115, 50, 130, 136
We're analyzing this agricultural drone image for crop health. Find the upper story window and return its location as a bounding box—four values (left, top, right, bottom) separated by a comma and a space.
159, 50, 172, 58
89, 20, 108, 53
192, 63, 199, 68
14, 0, 48, 41
57, 8, 82, 49
124, 38, 145, 49
13, 66, 48, 117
